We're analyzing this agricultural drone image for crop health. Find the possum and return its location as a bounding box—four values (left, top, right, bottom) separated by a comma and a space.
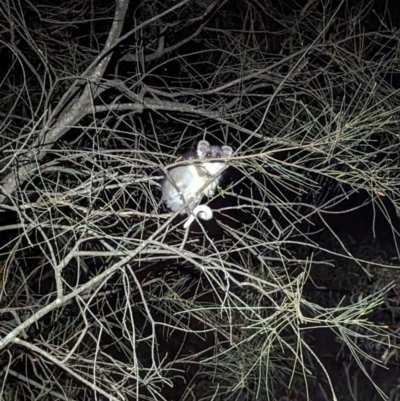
162, 140, 233, 228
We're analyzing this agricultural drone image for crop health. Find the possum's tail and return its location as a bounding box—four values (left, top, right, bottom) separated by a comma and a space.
183, 205, 213, 229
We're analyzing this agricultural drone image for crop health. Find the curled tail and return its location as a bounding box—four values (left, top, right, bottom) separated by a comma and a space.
183, 205, 213, 229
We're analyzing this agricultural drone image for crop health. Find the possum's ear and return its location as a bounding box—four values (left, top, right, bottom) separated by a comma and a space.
197, 140, 211, 158
221, 145, 233, 158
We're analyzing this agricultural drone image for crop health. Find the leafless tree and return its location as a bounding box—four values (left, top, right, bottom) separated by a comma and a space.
1, 0, 400, 400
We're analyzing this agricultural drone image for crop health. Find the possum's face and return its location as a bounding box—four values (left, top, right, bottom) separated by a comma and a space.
197, 140, 233, 159
208, 145, 233, 158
